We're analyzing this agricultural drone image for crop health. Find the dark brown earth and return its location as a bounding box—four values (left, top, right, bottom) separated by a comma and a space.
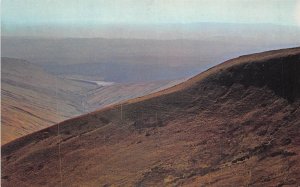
2, 48, 300, 186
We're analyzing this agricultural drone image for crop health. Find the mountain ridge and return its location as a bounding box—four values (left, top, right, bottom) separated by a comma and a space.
2, 47, 300, 186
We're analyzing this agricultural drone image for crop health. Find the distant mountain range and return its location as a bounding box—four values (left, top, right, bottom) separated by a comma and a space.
3, 24, 300, 83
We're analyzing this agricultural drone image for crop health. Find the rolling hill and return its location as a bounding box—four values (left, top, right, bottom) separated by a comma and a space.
2, 48, 300, 186
1, 58, 95, 144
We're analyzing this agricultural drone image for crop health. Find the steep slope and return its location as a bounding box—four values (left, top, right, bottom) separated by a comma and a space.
2, 48, 300, 186
1, 58, 96, 144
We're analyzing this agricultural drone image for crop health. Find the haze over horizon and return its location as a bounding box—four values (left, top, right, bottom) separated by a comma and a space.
2, 0, 300, 38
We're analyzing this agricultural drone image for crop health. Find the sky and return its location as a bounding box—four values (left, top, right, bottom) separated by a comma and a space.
2, 0, 300, 37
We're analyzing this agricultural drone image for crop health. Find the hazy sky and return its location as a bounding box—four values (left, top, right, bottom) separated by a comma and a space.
2, 0, 300, 37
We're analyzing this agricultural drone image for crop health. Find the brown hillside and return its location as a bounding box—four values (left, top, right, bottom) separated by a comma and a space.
2, 48, 300, 186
